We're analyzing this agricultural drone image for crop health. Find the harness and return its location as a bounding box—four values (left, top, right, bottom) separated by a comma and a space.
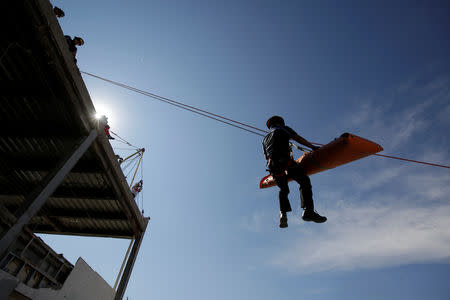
263, 126, 304, 178
267, 157, 295, 178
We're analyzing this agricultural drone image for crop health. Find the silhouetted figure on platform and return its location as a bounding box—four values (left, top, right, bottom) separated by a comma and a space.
64, 35, 84, 64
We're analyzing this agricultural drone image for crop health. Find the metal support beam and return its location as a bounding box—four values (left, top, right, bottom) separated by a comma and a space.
0, 129, 98, 257
113, 238, 134, 290
0, 185, 116, 201
20, 236, 34, 257
114, 218, 149, 300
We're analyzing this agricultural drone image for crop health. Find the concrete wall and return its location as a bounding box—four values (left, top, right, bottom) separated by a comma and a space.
13, 258, 115, 300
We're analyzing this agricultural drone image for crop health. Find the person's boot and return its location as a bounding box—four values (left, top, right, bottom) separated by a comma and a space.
279, 211, 288, 228
302, 209, 327, 223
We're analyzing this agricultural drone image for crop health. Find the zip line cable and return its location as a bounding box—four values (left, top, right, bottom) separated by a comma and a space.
81, 71, 450, 170
81, 71, 266, 137
113, 147, 138, 151
82, 71, 267, 134
111, 138, 131, 147
374, 153, 450, 169
110, 130, 140, 149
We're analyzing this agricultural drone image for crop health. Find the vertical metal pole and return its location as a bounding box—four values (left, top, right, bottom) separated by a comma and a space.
0, 129, 98, 257
113, 238, 134, 290
114, 218, 149, 300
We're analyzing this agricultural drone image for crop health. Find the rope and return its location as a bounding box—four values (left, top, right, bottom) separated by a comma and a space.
123, 156, 140, 178
110, 130, 140, 149
311, 142, 450, 169
81, 71, 266, 137
81, 71, 450, 170
373, 153, 450, 169
140, 156, 144, 213
111, 138, 131, 147
125, 159, 139, 179
290, 142, 307, 152
113, 147, 138, 151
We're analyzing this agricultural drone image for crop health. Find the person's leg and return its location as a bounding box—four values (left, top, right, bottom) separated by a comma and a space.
288, 164, 327, 223
274, 175, 291, 228
288, 164, 313, 209
274, 175, 292, 213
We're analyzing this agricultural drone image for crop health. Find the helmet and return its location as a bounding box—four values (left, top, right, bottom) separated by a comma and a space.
74, 37, 84, 46
53, 6, 65, 17
266, 115, 285, 129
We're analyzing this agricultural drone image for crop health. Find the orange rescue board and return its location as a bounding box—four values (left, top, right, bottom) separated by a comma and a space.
259, 133, 383, 189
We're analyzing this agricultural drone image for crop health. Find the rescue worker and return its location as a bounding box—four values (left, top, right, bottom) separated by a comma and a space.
64, 35, 84, 63
99, 115, 114, 140
53, 6, 65, 18
131, 180, 143, 198
115, 155, 124, 164
262, 116, 327, 228
104, 124, 114, 140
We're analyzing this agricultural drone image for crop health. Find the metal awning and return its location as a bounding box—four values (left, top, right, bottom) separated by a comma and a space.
0, 0, 147, 239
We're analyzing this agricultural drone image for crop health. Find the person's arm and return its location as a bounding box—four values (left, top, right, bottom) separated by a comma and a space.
262, 141, 268, 160
292, 134, 320, 151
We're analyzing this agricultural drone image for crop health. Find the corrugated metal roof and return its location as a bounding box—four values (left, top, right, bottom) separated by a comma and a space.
0, 0, 147, 239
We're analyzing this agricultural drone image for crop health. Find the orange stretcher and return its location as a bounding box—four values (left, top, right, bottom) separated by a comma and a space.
259, 133, 383, 189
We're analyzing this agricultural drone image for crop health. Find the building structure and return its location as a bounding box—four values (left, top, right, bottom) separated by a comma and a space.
0, 1, 149, 299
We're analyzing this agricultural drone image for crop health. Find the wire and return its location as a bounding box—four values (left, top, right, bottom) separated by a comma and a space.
81, 71, 450, 170
81, 71, 267, 137
125, 157, 140, 179
110, 130, 140, 149
111, 138, 131, 147
311, 142, 450, 169
122, 155, 139, 175
140, 156, 144, 213
373, 153, 450, 169
113, 147, 138, 151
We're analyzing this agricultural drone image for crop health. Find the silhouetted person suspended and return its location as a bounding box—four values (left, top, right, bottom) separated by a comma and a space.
262, 116, 327, 228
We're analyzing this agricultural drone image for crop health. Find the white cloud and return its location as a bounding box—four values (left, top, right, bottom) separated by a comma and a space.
405, 172, 450, 201
262, 74, 450, 273
272, 202, 450, 273
248, 161, 450, 274
348, 74, 449, 151
350, 99, 432, 150
352, 164, 407, 192
240, 210, 273, 233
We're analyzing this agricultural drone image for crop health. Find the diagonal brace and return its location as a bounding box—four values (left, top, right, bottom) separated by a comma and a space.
0, 129, 98, 256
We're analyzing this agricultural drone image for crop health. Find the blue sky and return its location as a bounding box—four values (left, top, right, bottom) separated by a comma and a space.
42, 1, 450, 299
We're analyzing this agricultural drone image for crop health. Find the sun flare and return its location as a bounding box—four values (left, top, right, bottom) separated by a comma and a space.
93, 101, 114, 122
